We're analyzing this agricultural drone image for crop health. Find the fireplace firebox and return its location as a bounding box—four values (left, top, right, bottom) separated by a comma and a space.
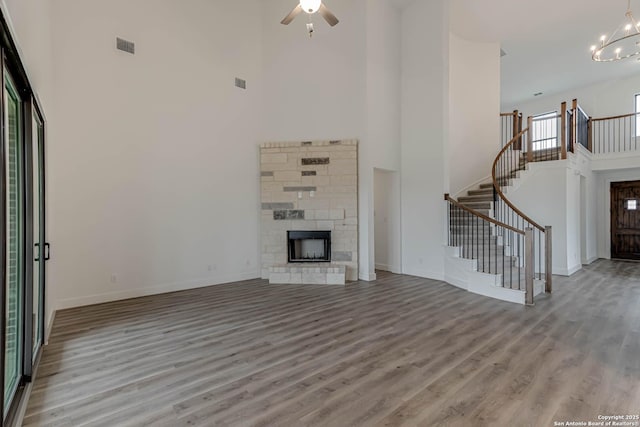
287, 230, 331, 263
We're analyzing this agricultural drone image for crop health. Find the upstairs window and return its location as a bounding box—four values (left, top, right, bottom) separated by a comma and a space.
531, 111, 558, 151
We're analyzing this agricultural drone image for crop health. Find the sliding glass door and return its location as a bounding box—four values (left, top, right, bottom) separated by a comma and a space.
0, 10, 49, 424
3, 70, 23, 415
0, 66, 47, 425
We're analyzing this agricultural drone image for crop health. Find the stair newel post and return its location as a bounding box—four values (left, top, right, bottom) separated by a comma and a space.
526, 116, 533, 163
560, 102, 568, 160
525, 227, 534, 305
545, 226, 552, 293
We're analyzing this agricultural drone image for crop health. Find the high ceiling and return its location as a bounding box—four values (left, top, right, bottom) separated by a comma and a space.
393, 0, 640, 108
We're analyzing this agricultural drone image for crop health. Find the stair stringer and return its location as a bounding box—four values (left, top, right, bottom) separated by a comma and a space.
444, 246, 544, 304
502, 159, 568, 196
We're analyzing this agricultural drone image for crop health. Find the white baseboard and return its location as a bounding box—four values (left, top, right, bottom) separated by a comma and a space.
45, 309, 56, 345
359, 271, 377, 281
553, 264, 582, 276
402, 267, 444, 281
374, 263, 401, 274
582, 256, 598, 265
55, 271, 260, 311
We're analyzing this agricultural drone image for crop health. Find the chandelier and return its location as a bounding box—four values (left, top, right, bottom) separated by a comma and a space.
591, 0, 640, 62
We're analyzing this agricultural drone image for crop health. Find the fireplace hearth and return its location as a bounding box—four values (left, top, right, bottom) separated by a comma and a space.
287, 230, 331, 263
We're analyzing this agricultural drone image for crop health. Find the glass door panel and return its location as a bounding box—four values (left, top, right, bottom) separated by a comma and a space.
32, 111, 44, 359
4, 72, 23, 413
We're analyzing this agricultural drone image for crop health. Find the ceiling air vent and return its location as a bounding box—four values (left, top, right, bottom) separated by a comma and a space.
116, 37, 135, 55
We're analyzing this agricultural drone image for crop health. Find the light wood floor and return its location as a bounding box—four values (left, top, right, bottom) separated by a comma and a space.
23, 260, 640, 426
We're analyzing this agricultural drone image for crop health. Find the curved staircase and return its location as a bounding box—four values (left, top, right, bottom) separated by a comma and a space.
444, 109, 560, 305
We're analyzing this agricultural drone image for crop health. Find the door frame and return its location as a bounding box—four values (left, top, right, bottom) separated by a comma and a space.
610, 179, 640, 260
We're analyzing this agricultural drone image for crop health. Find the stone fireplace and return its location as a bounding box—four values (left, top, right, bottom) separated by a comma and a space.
260, 139, 358, 284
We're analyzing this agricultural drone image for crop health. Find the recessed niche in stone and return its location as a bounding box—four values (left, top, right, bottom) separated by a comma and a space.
274, 210, 305, 220
301, 158, 330, 166
283, 186, 316, 192
301, 141, 313, 146
262, 202, 294, 210
302, 171, 317, 176
261, 171, 274, 177
330, 140, 341, 145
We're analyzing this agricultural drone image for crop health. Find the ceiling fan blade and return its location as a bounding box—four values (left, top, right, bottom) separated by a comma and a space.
319, 3, 339, 27
281, 4, 303, 25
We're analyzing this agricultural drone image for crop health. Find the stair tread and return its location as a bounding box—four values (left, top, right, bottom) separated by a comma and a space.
459, 195, 494, 202
468, 189, 493, 196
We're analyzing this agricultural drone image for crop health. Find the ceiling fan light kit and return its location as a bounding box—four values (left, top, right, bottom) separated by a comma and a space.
300, 0, 322, 14
281, 0, 339, 37
591, 0, 640, 62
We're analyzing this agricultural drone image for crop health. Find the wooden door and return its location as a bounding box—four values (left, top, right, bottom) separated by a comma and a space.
611, 180, 640, 260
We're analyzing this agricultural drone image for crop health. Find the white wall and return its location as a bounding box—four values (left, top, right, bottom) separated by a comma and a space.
401, 0, 450, 279
503, 72, 640, 120
374, 168, 401, 273
565, 166, 582, 272
574, 147, 598, 264
261, 0, 401, 281
49, 0, 264, 311
2, 0, 53, 113
448, 34, 500, 196
363, 0, 402, 280
505, 162, 579, 275
503, 145, 602, 275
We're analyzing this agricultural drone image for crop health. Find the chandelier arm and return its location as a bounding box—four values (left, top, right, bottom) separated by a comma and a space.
591, 0, 640, 61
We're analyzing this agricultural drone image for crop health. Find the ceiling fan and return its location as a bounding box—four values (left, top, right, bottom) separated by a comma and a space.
281, 0, 339, 29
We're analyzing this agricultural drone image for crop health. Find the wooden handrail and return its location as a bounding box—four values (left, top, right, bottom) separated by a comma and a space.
444, 194, 525, 235
500, 112, 517, 117
491, 127, 546, 232
591, 112, 638, 121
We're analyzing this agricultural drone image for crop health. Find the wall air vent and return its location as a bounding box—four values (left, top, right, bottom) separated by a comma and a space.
116, 38, 135, 55
235, 78, 247, 89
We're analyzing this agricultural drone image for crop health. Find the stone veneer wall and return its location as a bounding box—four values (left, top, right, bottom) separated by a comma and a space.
260, 140, 358, 281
